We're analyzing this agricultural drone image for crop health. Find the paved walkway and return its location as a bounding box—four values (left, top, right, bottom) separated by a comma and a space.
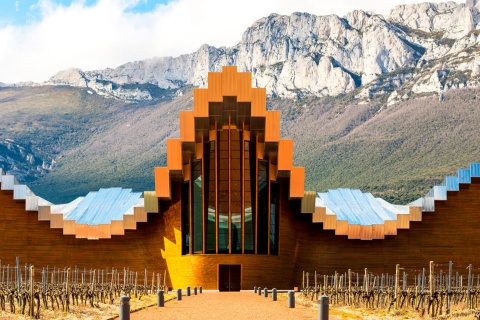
125, 291, 323, 320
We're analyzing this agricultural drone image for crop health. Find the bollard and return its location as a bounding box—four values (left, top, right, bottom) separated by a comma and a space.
264, 287, 268, 298
258, 287, 262, 296
157, 290, 164, 307
254, 286, 257, 293
272, 288, 277, 301
194, 287, 197, 295
119, 296, 130, 320
200, 286, 202, 294
187, 286, 191, 296
288, 290, 295, 308
318, 295, 329, 320
177, 288, 182, 301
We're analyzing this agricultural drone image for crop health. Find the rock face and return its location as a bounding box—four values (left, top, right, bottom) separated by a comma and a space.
44, 1, 480, 102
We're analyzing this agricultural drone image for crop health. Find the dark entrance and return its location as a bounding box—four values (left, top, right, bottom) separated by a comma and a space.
218, 265, 241, 291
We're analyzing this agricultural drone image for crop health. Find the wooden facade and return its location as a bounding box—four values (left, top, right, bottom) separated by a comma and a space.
1, 67, 480, 290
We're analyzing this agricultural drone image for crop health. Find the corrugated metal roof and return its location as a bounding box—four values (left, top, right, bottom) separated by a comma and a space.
316, 189, 404, 226
63, 188, 142, 225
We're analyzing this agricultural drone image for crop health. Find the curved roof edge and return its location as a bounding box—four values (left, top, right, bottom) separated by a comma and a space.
301, 162, 480, 240
0, 169, 159, 240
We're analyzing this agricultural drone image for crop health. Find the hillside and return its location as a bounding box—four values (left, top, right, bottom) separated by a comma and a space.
1, 84, 478, 204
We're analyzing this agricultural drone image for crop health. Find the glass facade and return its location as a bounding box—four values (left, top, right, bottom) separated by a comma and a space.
181, 128, 279, 256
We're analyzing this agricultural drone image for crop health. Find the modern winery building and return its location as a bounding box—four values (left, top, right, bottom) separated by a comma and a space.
0, 66, 479, 290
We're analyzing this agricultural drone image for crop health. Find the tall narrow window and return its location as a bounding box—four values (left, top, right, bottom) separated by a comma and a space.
192, 161, 203, 254
270, 182, 279, 255
257, 160, 268, 254
218, 130, 229, 253
205, 141, 216, 253
181, 181, 190, 255
230, 130, 242, 254
243, 140, 255, 253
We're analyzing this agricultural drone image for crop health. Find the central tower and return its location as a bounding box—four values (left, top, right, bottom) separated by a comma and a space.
155, 66, 305, 257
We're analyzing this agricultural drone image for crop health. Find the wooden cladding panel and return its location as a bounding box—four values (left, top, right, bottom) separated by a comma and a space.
193, 89, 209, 117
155, 167, 171, 199
123, 215, 137, 230
396, 214, 410, 229
265, 111, 280, 142
180, 111, 195, 142
237, 72, 252, 102
301, 191, 316, 213
208, 72, 223, 102
409, 206, 422, 221
221, 66, 237, 97
335, 220, 348, 235
312, 207, 326, 223
63, 220, 76, 235
167, 139, 182, 171
50, 214, 64, 228
347, 225, 361, 239
359, 226, 373, 240
278, 140, 293, 171
290, 167, 305, 199
384, 220, 398, 235
111, 220, 125, 235
324, 214, 337, 229
38, 206, 51, 221
134, 207, 147, 222
372, 224, 385, 239
251, 88, 266, 117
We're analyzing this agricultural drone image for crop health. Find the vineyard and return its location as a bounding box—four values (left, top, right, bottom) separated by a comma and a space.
302, 261, 480, 318
0, 258, 168, 319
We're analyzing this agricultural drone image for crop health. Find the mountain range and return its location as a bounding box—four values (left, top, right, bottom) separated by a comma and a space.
1, 0, 480, 204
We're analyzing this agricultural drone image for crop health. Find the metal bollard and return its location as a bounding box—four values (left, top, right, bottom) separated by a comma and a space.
264, 287, 268, 298
187, 286, 191, 296
194, 287, 197, 295
272, 288, 277, 301
119, 296, 130, 320
254, 286, 257, 293
177, 288, 182, 301
200, 286, 202, 294
258, 287, 262, 296
318, 295, 329, 320
157, 290, 164, 307
288, 290, 295, 308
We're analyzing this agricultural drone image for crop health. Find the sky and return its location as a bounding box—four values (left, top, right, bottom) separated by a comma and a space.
0, 0, 453, 83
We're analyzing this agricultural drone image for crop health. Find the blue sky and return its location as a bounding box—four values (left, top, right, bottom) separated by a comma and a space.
0, 0, 451, 83
0, 0, 171, 25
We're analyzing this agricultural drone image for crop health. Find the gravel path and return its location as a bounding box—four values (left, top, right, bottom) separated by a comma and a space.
123, 291, 325, 320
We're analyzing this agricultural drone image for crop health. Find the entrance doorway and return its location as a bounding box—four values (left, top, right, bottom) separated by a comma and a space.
218, 264, 241, 291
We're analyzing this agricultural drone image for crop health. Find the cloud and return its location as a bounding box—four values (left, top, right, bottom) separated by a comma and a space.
0, 0, 447, 83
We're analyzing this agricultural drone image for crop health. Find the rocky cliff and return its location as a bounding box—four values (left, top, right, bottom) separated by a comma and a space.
45, 1, 480, 102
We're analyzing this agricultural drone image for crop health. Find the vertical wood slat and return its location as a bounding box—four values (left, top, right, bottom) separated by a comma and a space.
193, 88, 209, 117
312, 207, 326, 223
208, 72, 223, 102
347, 225, 361, 239
221, 66, 237, 97
278, 140, 293, 171
396, 214, 410, 229
237, 72, 252, 102
50, 213, 64, 228
409, 206, 422, 221
180, 111, 195, 142
63, 220, 76, 235
38, 206, 51, 221
167, 139, 182, 171
324, 214, 337, 230
144, 191, 159, 213
384, 220, 398, 235
289, 167, 305, 199
123, 214, 136, 230
155, 167, 171, 199
111, 220, 125, 235
251, 88, 266, 117
265, 111, 280, 142
335, 220, 348, 235
134, 207, 147, 222
372, 224, 385, 239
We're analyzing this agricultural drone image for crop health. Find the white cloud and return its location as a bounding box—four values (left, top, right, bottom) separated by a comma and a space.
0, 0, 451, 83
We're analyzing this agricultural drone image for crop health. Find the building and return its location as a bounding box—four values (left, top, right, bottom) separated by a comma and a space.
0, 66, 479, 290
